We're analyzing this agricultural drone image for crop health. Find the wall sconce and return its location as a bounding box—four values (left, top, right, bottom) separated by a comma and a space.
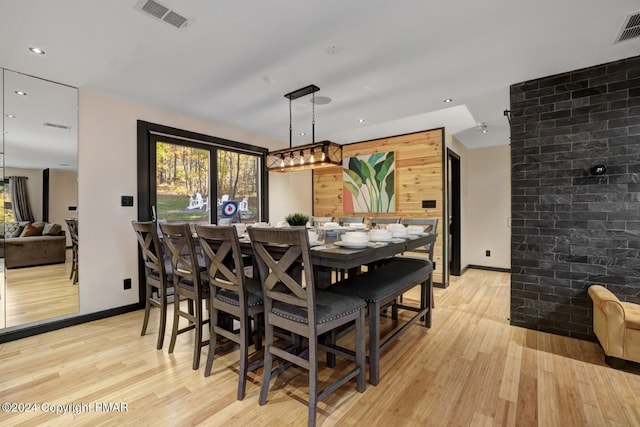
590, 164, 607, 176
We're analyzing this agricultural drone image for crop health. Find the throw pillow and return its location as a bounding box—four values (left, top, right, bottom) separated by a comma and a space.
20, 222, 45, 237
9, 222, 29, 238
43, 223, 62, 236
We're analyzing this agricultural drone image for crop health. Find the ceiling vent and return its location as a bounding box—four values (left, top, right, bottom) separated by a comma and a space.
43, 122, 72, 130
614, 11, 640, 44
134, 0, 192, 30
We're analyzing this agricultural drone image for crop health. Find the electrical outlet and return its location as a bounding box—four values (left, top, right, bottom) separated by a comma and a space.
124, 278, 132, 290
485, 250, 491, 257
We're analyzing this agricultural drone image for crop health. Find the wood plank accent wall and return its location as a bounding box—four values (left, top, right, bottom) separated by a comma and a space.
313, 129, 445, 284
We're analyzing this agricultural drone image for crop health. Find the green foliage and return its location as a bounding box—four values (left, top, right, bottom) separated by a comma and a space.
285, 213, 310, 226
343, 151, 395, 212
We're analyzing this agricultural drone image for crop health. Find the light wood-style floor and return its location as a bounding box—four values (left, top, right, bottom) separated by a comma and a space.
0, 249, 78, 328
1, 269, 639, 426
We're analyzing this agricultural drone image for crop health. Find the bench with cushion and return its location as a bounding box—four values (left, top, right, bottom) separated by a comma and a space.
329, 256, 434, 385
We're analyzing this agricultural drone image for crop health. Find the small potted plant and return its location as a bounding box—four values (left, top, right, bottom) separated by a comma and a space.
285, 213, 310, 226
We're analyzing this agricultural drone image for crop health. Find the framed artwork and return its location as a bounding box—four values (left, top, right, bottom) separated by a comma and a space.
343, 151, 396, 213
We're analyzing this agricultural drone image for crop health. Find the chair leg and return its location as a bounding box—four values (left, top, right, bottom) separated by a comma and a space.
204, 303, 218, 377
259, 320, 274, 405
168, 296, 180, 354
237, 315, 249, 400
308, 337, 318, 427
140, 286, 151, 337
355, 309, 366, 392
157, 290, 167, 350
193, 298, 203, 370
369, 301, 382, 386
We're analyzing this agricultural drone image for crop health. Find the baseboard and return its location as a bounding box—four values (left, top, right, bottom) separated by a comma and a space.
0, 303, 143, 344
466, 264, 511, 273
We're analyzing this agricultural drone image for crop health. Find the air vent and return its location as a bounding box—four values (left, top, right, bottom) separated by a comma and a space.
43, 122, 71, 130
134, 0, 192, 30
614, 11, 640, 44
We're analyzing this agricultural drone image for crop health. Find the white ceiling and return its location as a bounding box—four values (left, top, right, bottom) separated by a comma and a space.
1, 0, 640, 168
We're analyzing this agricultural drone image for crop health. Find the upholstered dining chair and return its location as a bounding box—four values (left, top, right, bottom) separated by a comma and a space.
337, 216, 364, 226
248, 226, 366, 427
64, 218, 79, 284
400, 217, 438, 308
195, 224, 264, 400
132, 220, 174, 350
368, 217, 401, 228
159, 222, 210, 370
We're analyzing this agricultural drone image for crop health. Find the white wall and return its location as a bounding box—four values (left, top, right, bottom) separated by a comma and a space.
465, 145, 511, 269
268, 170, 313, 225
49, 170, 78, 247
78, 89, 309, 315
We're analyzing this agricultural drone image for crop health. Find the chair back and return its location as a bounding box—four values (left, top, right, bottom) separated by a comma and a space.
248, 227, 317, 323
65, 217, 79, 245
310, 216, 333, 226
337, 216, 364, 225
159, 222, 203, 292
132, 220, 168, 284
369, 217, 401, 228
195, 224, 248, 301
402, 217, 438, 233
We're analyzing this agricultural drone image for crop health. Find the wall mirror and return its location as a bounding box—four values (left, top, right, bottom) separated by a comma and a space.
0, 69, 78, 330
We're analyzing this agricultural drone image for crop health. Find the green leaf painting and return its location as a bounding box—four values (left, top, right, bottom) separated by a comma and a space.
343, 151, 396, 213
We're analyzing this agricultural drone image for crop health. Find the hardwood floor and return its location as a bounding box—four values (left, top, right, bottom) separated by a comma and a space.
1, 249, 78, 328
1, 269, 639, 426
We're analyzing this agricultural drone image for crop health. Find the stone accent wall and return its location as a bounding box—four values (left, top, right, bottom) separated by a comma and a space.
510, 55, 640, 340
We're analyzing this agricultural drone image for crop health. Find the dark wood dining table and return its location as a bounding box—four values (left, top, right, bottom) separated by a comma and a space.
239, 232, 436, 288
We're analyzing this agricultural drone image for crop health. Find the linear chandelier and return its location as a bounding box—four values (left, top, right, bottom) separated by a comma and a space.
266, 84, 342, 172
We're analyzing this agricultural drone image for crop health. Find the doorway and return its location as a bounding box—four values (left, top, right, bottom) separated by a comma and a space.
447, 149, 461, 277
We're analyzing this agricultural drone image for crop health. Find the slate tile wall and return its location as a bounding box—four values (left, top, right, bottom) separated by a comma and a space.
510, 55, 640, 340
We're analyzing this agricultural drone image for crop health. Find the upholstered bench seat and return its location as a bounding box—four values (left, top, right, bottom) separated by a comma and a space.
329, 257, 433, 385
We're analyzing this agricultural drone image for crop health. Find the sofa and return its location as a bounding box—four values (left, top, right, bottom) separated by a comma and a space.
2, 221, 67, 269
588, 285, 640, 366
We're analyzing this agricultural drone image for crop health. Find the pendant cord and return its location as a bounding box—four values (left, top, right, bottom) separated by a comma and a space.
289, 97, 293, 149
312, 92, 315, 144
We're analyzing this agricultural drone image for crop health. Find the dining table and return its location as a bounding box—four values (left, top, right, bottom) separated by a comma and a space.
238, 230, 437, 289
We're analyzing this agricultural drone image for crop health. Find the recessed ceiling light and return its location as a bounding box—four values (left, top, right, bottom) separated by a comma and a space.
29, 46, 45, 55
325, 44, 342, 55
14, 91, 27, 96
5, 114, 16, 118
358, 119, 365, 123
300, 132, 306, 136
444, 98, 453, 103
477, 122, 488, 133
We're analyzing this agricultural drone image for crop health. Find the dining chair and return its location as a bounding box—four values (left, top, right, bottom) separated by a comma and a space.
310, 216, 333, 226
337, 216, 364, 226
368, 217, 401, 228
64, 218, 79, 284
132, 220, 174, 350
400, 217, 438, 308
196, 224, 264, 400
248, 226, 366, 427
159, 222, 210, 370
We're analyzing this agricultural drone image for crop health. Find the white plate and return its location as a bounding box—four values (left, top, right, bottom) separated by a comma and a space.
334, 241, 369, 249
369, 236, 393, 242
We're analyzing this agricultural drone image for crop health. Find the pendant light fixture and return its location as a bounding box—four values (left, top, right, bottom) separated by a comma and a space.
266, 84, 342, 172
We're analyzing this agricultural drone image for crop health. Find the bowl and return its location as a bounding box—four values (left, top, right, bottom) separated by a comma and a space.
387, 223, 405, 230
391, 227, 408, 237
406, 225, 424, 235
341, 231, 369, 243
323, 222, 341, 229
369, 229, 392, 241
348, 222, 366, 230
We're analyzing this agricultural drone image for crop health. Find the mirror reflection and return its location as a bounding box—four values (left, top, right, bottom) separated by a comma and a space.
0, 69, 78, 329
